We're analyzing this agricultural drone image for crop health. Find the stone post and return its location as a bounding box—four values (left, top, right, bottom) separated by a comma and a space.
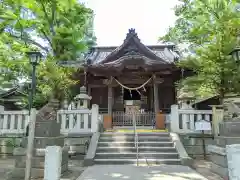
211, 105, 223, 137
226, 144, 240, 180
24, 108, 37, 180
44, 146, 62, 180
0, 105, 4, 130
170, 104, 179, 133
91, 104, 99, 133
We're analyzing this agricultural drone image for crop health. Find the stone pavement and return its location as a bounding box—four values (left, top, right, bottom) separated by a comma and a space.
0, 158, 223, 180
192, 160, 224, 180
77, 165, 209, 180
0, 158, 86, 180
0, 158, 15, 180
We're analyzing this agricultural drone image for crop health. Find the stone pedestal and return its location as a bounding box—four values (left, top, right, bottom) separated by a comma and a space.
216, 121, 240, 147
7, 120, 69, 180
208, 120, 240, 179
207, 145, 228, 179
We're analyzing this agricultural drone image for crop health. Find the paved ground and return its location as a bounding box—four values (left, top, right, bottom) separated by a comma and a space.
0, 158, 86, 180
192, 160, 223, 180
0, 158, 223, 180
77, 165, 209, 180
0, 158, 15, 180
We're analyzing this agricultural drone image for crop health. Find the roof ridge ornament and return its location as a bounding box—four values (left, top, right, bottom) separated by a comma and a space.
125, 28, 139, 41
129, 28, 136, 34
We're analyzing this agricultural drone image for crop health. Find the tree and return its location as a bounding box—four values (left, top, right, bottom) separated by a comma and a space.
0, 0, 95, 108
160, 0, 240, 103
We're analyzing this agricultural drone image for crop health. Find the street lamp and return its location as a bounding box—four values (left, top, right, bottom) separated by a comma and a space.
230, 47, 240, 62
26, 51, 42, 114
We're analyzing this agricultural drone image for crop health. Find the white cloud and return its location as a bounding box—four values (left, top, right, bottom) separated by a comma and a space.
85, 0, 179, 46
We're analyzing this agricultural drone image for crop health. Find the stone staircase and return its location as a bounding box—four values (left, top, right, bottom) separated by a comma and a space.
94, 132, 181, 165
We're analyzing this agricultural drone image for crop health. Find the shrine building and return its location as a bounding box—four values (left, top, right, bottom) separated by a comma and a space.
74, 29, 182, 128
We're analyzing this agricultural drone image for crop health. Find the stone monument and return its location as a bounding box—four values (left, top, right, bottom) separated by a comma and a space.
7, 99, 69, 180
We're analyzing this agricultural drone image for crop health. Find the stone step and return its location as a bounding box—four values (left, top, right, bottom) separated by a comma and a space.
101, 132, 170, 137
94, 158, 181, 165
95, 152, 179, 159
97, 141, 173, 147
105, 129, 168, 133
96, 146, 177, 153
99, 136, 172, 142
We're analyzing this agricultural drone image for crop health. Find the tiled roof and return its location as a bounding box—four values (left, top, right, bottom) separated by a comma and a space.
87, 45, 180, 65
58, 29, 180, 67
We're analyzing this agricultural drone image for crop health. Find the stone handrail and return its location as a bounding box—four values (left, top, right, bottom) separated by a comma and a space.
0, 104, 99, 136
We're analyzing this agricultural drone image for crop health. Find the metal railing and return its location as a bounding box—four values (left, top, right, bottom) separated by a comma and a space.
133, 114, 139, 166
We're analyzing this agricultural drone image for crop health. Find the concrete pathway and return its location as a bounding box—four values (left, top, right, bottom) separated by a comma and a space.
0, 158, 15, 180
77, 165, 209, 180
192, 160, 223, 180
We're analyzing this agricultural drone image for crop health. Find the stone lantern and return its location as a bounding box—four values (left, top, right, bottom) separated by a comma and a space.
74, 86, 92, 109
177, 91, 195, 109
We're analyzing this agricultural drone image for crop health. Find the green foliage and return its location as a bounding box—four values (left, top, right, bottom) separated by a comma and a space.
161, 0, 240, 102
0, 0, 95, 107
37, 57, 78, 101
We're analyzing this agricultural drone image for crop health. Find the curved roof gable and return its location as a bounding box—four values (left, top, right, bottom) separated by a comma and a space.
100, 29, 170, 64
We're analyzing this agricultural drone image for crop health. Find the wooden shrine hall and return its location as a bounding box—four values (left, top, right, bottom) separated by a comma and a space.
74, 29, 181, 128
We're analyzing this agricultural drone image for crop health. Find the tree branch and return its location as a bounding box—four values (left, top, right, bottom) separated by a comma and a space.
51, 0, 56, 36
39, 1, 55, 37
40, 29, 53, 48
39, 1, 52, 32
10, 34, 49, 52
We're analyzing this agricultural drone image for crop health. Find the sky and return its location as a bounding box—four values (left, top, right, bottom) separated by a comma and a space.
84, 0, 179, 46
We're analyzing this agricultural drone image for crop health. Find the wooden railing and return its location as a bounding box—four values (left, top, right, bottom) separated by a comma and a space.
0, 104, 99, 136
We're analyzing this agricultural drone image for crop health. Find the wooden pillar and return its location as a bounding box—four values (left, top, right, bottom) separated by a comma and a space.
108, 85, 113, 115
153, 75, 165, 129
87, 86, 91, 96
153, 75, 159, 114
104, 79, 113, 129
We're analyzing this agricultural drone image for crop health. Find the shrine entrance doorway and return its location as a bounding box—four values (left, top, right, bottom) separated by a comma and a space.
123, 89, 141, 101
113, 85, 155, 127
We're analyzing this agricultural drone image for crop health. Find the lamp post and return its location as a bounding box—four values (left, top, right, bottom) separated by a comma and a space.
24, 51, 42, 180
26, 51, 42, 114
